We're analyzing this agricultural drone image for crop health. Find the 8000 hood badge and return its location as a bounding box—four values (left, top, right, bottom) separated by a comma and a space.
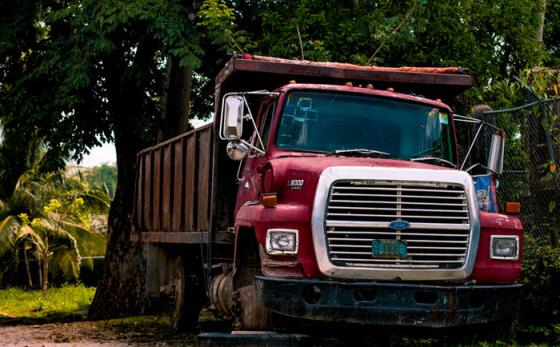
288, 179, 304, 190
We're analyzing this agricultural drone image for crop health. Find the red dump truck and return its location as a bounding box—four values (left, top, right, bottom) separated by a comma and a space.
132, 55, 523, 330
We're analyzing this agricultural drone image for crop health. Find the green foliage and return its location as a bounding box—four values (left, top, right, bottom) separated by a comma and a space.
0, 0, 209, 169
198, 0, 244, 52
544, 0, 560, 67
0, 165, 109, 288
0, 285, 95, 321
80, 164, 117, 199
521, 234, 560, 322
226, 0, 547, 81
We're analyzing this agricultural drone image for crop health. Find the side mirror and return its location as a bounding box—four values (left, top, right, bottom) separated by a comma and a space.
487, 131, 505, 174
226, 140, 248, 161
222, 95, 244, 140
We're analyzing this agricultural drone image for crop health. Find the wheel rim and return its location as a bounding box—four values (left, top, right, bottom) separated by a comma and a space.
171, 270, 184, 329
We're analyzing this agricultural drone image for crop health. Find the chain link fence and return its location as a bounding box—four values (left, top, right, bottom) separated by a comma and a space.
460, 98, 559, 240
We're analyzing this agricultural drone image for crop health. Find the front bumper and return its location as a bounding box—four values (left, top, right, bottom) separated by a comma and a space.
255, 276, 522, 327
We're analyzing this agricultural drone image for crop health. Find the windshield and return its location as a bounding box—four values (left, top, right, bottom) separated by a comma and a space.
275, 90, 455, 163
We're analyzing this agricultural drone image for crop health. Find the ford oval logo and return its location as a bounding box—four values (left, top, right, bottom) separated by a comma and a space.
388, 220, 411, 230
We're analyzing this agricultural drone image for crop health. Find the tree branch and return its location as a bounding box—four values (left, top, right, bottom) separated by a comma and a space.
368, 0, 417, 64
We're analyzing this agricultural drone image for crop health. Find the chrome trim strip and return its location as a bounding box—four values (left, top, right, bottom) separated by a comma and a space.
325, 220, 470, 230
311, 166, 480, 281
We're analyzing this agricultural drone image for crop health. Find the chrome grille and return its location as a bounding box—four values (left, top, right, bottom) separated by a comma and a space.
325, 180, 470, 269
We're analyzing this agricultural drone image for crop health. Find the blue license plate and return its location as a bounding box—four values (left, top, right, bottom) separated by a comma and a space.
372, 239, 407, 258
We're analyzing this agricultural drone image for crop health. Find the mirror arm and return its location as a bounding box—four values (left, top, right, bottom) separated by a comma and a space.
464, 163, 487, 173
239, 139, 265, 156
236, 158, 245, 183
455, 115, 501, 131
241, 97, 266, 152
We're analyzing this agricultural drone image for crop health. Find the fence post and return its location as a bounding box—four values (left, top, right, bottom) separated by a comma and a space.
513, 75, 557, 165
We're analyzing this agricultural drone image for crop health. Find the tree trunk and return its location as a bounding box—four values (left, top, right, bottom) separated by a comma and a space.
88, 36, 157, 319
159, 56, 193, 141
23, 245, 33, 288
37, 255, 43, 290
536, 0, 546, 43
42, 248, 48, 295
88, 126, 145, 318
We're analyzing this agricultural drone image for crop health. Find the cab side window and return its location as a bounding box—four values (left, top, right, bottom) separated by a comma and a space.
259, 102, 276, 148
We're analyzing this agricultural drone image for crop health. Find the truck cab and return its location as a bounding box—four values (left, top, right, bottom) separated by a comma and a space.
221, 64, 522, 328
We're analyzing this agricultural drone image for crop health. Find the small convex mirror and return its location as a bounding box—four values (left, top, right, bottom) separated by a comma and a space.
487, 131, 505, 174
226, 140, 249, 161
222, 95, 244, 140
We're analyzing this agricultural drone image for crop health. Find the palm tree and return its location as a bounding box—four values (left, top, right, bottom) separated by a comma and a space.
0, 169, 110, 292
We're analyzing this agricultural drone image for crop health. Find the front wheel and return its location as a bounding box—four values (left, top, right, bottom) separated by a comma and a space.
234, 284, 270, 330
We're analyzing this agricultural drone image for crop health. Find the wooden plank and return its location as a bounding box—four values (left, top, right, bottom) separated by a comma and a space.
162, 144, 172, 231
197, 127, 212, 231
136, 123, 213, 156
134, 231, 209, 244
172, 139, 184, 231
185, 134, 197, 231
143, 153, 152, 231
135, 156, 143, 229
153, 148, 162, 231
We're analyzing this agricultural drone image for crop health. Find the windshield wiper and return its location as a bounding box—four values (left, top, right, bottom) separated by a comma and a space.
331, 149, 391, 158
410, 156, 456, 168
411, 144, 442, 159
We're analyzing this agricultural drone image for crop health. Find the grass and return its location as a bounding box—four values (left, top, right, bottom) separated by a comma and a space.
0, 285, 94, 323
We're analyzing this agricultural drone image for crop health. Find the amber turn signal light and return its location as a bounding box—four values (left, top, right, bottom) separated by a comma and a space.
505, 202, 521, 214
261, 193, 278, 208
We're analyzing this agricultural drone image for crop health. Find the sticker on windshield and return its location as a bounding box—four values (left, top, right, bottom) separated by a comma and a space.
439, 112, 448, 125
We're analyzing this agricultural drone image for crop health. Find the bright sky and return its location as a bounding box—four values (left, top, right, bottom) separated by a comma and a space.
79, 142, 117, 167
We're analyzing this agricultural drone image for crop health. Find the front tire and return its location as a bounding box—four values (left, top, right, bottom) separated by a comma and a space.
235, 284, 270, 330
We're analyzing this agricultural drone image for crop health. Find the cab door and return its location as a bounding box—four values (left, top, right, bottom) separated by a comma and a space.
234, 100, 277, 212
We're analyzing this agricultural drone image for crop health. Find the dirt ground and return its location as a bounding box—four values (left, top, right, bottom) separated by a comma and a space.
0, 319, 197, 347
1, 321, 132, 346
0, 314, 547, 346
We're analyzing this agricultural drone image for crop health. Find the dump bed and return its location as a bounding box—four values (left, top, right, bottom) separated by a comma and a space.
132, 124, 213, 243
132, 55, 474, 244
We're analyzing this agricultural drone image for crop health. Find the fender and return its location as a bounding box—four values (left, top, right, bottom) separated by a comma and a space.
235, 203, 319, 277
470, 212, 523, 283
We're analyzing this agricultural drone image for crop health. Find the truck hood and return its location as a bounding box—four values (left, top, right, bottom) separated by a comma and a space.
268, 154, 454, 174
265, 154, 457, 205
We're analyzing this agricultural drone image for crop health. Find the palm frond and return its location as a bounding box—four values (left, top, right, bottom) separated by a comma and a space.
47, 230, 80, 281
58, 220, 106, 256
16, 224, 46, 251
0, 216, 20, 257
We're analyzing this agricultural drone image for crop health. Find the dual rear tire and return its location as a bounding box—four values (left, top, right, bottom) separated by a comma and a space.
170, 257, 205, 332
